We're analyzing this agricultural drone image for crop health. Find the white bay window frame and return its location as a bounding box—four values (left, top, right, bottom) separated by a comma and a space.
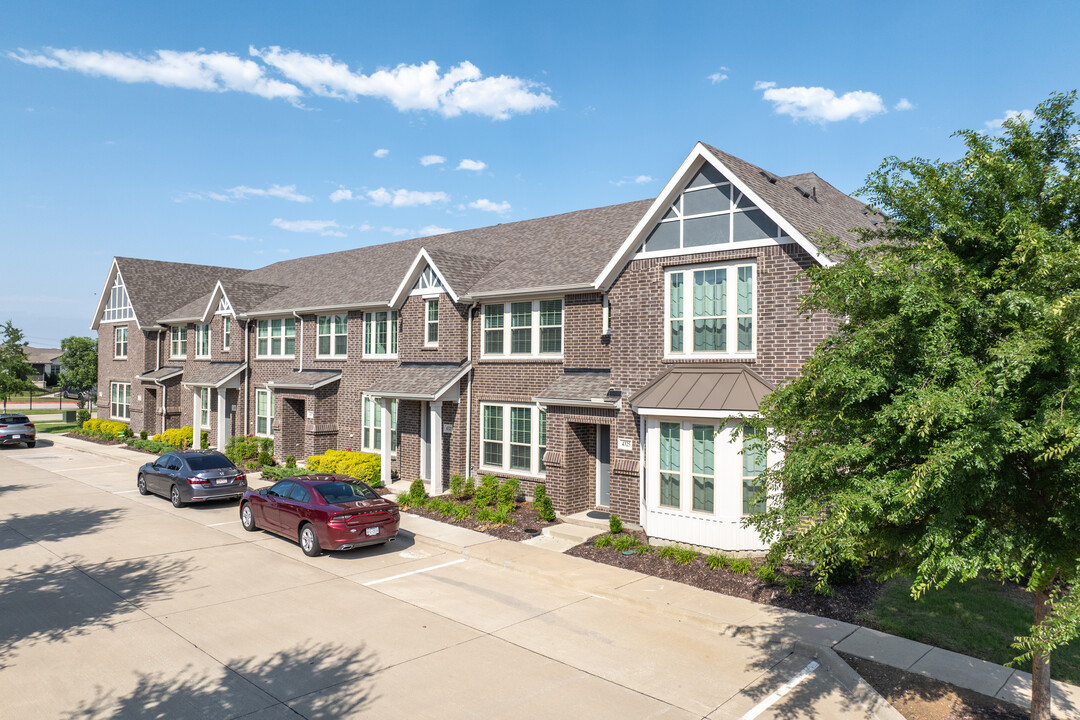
664, 260, 756, 359
480, 298, 563, 359
362, 396, 397, 453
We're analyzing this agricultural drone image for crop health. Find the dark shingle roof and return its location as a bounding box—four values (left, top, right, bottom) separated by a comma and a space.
265, 370, 342, 390
534, 370, 620, 407
23, 347, 62, 364
702, 143, 879, 257
136, 366, 183, 382
116, 258, 244, 328
366, 362, 470, 400
181, 362, 246, 388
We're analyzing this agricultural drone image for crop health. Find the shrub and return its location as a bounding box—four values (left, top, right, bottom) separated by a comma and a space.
608, 513, 623, 534
303, 449, 381, 486
139, 430, 147, 440
83, 418, 102, 432
497, 477, 520, 506
490, 508, 512, 526
476, 474, 499, 507
613, 535, 638, 552
452, 504, 471, 522
153, 427, 205, 450
285, 455, 296, 468
449, 473, 465, 499
496, 501, 515, 516
657, 545, 677, 560
730, 558, 752, 575
75, 409, 90, 426
537, 495, 556, 522
783, 576, 804, 595
259, 437, 273, 455
533, 483, 547, 505
706, 552, 730, 570
828, 558, 864, 586
475, 507, 494, 523
814, 584, 835, 597
464, 476, 476, 497
593, 534, 614, 548
673, 547, 698, 565
257, 450, 274, 467
755, 564, 777, 583
261, 466, 310, 480
225, 436, 260, 465
408, 478, 427, 503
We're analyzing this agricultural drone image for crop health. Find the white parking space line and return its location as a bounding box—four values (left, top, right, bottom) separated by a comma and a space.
208, 521, 239, 527
114, 489, 138, 494
363, 558, 467, 586
740, 660, 819, 720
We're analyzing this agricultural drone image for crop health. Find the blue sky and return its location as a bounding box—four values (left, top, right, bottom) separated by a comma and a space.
3, 1, 1077, 346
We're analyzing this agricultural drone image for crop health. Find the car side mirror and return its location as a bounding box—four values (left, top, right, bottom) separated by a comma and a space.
258, 488, 268, 496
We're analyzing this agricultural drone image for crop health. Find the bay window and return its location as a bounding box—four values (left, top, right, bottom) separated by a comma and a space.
362, 396, 397, 452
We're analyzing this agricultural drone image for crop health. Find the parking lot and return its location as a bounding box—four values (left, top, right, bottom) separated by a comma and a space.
0, 436, 876, 719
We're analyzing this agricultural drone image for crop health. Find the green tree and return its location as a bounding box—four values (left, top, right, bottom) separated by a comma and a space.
0, 321, 34, 411
58, 336, 98, 410
745, 92, 1080, 720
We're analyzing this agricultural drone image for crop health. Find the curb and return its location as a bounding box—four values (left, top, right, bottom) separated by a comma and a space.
794, 642, 906, 720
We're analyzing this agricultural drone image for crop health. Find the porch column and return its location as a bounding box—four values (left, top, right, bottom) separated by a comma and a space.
378, 397, 391, 488
216, 387, 228, 449
192, 390, 202, 449
430, 401, 443, 493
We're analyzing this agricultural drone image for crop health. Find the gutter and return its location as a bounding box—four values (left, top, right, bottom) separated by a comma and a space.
243, 319, 250, 435
465, 301, 477, 478
458, 282, 594, 302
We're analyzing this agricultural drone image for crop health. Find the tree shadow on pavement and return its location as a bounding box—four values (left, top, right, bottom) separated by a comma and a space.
61, 641, 380, 720
2, 507, 127, 548
0, 484, 31, 496
0, 555, 193, 670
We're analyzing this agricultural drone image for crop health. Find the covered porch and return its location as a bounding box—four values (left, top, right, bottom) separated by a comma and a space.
181, 362, 246, 450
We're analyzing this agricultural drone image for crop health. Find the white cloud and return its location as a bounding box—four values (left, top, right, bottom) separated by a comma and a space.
178, 184, 311, 203
329, 188, 354, 202
250, 47, 556, 119
373, 148, 389, 158
420, 225, 452, 236
11, 47, 303, 102
271, 218, 346, 236
381, 226, 410, 236
755, 81, 886, 123
894, 98, 914, 111
708, 67, 729, 84
367, 187, 449, 207
420, 154, 446, 166
984, 109, 1034, 132
612, 175, 653, 187
457, 158, 486, 171
227, 234, 263, 243
12, 45, 556, 119
469, 198, 511, 213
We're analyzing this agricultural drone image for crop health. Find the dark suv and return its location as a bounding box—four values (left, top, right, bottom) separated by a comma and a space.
0, 414, 36, 447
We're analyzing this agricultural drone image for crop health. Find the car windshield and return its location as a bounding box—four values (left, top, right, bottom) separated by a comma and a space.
0, 415, 30, 424
315, 481, 379, 504
184, 455, 235, 471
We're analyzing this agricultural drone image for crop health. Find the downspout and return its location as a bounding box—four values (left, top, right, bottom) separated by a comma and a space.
243, 318, 250, 434
465, 301, 478, 478
154, 329, 164, 433
292, 311, 304, 371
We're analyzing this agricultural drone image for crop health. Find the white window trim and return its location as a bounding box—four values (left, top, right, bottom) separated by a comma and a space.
255, 388, 274, 438
316, 314, 349, 359
169, 326, 188, 359
101, 274, 135, 323
480, 297, 564, 360
114, 326, 128, 359
424, 298, 439, 348
361, 395, 398, 455
195, 324, 212, 359
479, 402, 547, 478
199, 387, 211, 429
664, 260, 757, 360
362, 310, 399, 359
110, 382, 131, 421
222, 316, 231, 352
255, 318, 297, 359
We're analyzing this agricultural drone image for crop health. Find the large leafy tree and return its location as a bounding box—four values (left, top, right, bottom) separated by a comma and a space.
746, 92, 1080, 720
0, 320, 34, 411
58, 336, 98, 410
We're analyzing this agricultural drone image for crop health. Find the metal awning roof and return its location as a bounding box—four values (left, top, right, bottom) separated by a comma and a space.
630, 365, 773, 415
180, 362, 246, 389
265, 370, 342, 391
366, 361, 471, 401
533, 369, 620, 408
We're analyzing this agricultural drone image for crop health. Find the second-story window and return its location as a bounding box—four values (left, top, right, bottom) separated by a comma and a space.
665, 261, 755, 357
481, 299, 564, 358
318, 314, 348, 357
425, 299, 439, 346
256, 318, 296, 358
363, 311, 398, 357
170, 326, 187, 358
114, 326, 128, 359
196, 324, 211, 358
223, 317, 231, 351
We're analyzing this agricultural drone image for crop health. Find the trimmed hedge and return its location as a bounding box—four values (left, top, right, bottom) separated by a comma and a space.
305, 449, 381, 487
82, 419, 129, 439
261, 466, 312, 480
124, 437, 177, 454
153, 427, 209, 449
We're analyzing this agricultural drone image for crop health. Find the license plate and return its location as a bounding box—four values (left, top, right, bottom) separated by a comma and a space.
11, 435, 20, 439
365, 527, 380, 536
214, 478, 228, 485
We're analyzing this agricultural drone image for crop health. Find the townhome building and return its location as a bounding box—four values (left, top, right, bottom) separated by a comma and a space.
91, 142, 879, 551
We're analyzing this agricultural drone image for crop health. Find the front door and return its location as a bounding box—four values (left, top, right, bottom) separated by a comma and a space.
596, 424, 611, 507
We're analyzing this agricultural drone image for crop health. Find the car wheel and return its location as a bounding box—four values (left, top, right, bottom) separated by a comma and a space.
25, 441, 36, 448
300, 523, 321, 557
240, 502, 258, 532
170, 485, 184, 508
137, 474, 149, 495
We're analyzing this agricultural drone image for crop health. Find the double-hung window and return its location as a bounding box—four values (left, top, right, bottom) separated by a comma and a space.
742, 428, 766, 515
195, 324, 211, 358
256, 318, 296, 358
114, 326, 128, 359
363, 311, 398, 357
425, 299, 439, 346
222, 317, 231, 352
481, 403, 547, 476
317, 314, 348, 357
255, 389, 274, 437
170, 326, 187, 358
362, 396, 397, 452
666, 262, 755, 357
199, 387, 211, 428
110, 382, 131, 421
481, 299, 563, 358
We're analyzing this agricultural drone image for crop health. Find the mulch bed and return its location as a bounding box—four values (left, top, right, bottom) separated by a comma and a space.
566, 530, 880, 624
63, 432, 125, 447
403, 500, 559, 542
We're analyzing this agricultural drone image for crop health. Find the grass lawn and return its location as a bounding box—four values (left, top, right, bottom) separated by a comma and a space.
37, 423, 79, 434
16, 408, 94, 416
865, 576, 1080, 684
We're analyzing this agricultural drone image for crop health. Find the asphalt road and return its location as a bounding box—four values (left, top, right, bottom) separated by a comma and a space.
0, 435, 875, 719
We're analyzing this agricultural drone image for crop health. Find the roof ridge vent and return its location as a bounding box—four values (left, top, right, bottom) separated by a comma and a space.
760, 170, 779, 184
794, 185, 812, 198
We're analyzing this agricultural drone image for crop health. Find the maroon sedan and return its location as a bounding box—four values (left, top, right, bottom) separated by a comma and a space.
240, 474, 399, 556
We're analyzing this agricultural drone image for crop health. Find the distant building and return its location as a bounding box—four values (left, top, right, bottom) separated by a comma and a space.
24, 347, 62, 387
